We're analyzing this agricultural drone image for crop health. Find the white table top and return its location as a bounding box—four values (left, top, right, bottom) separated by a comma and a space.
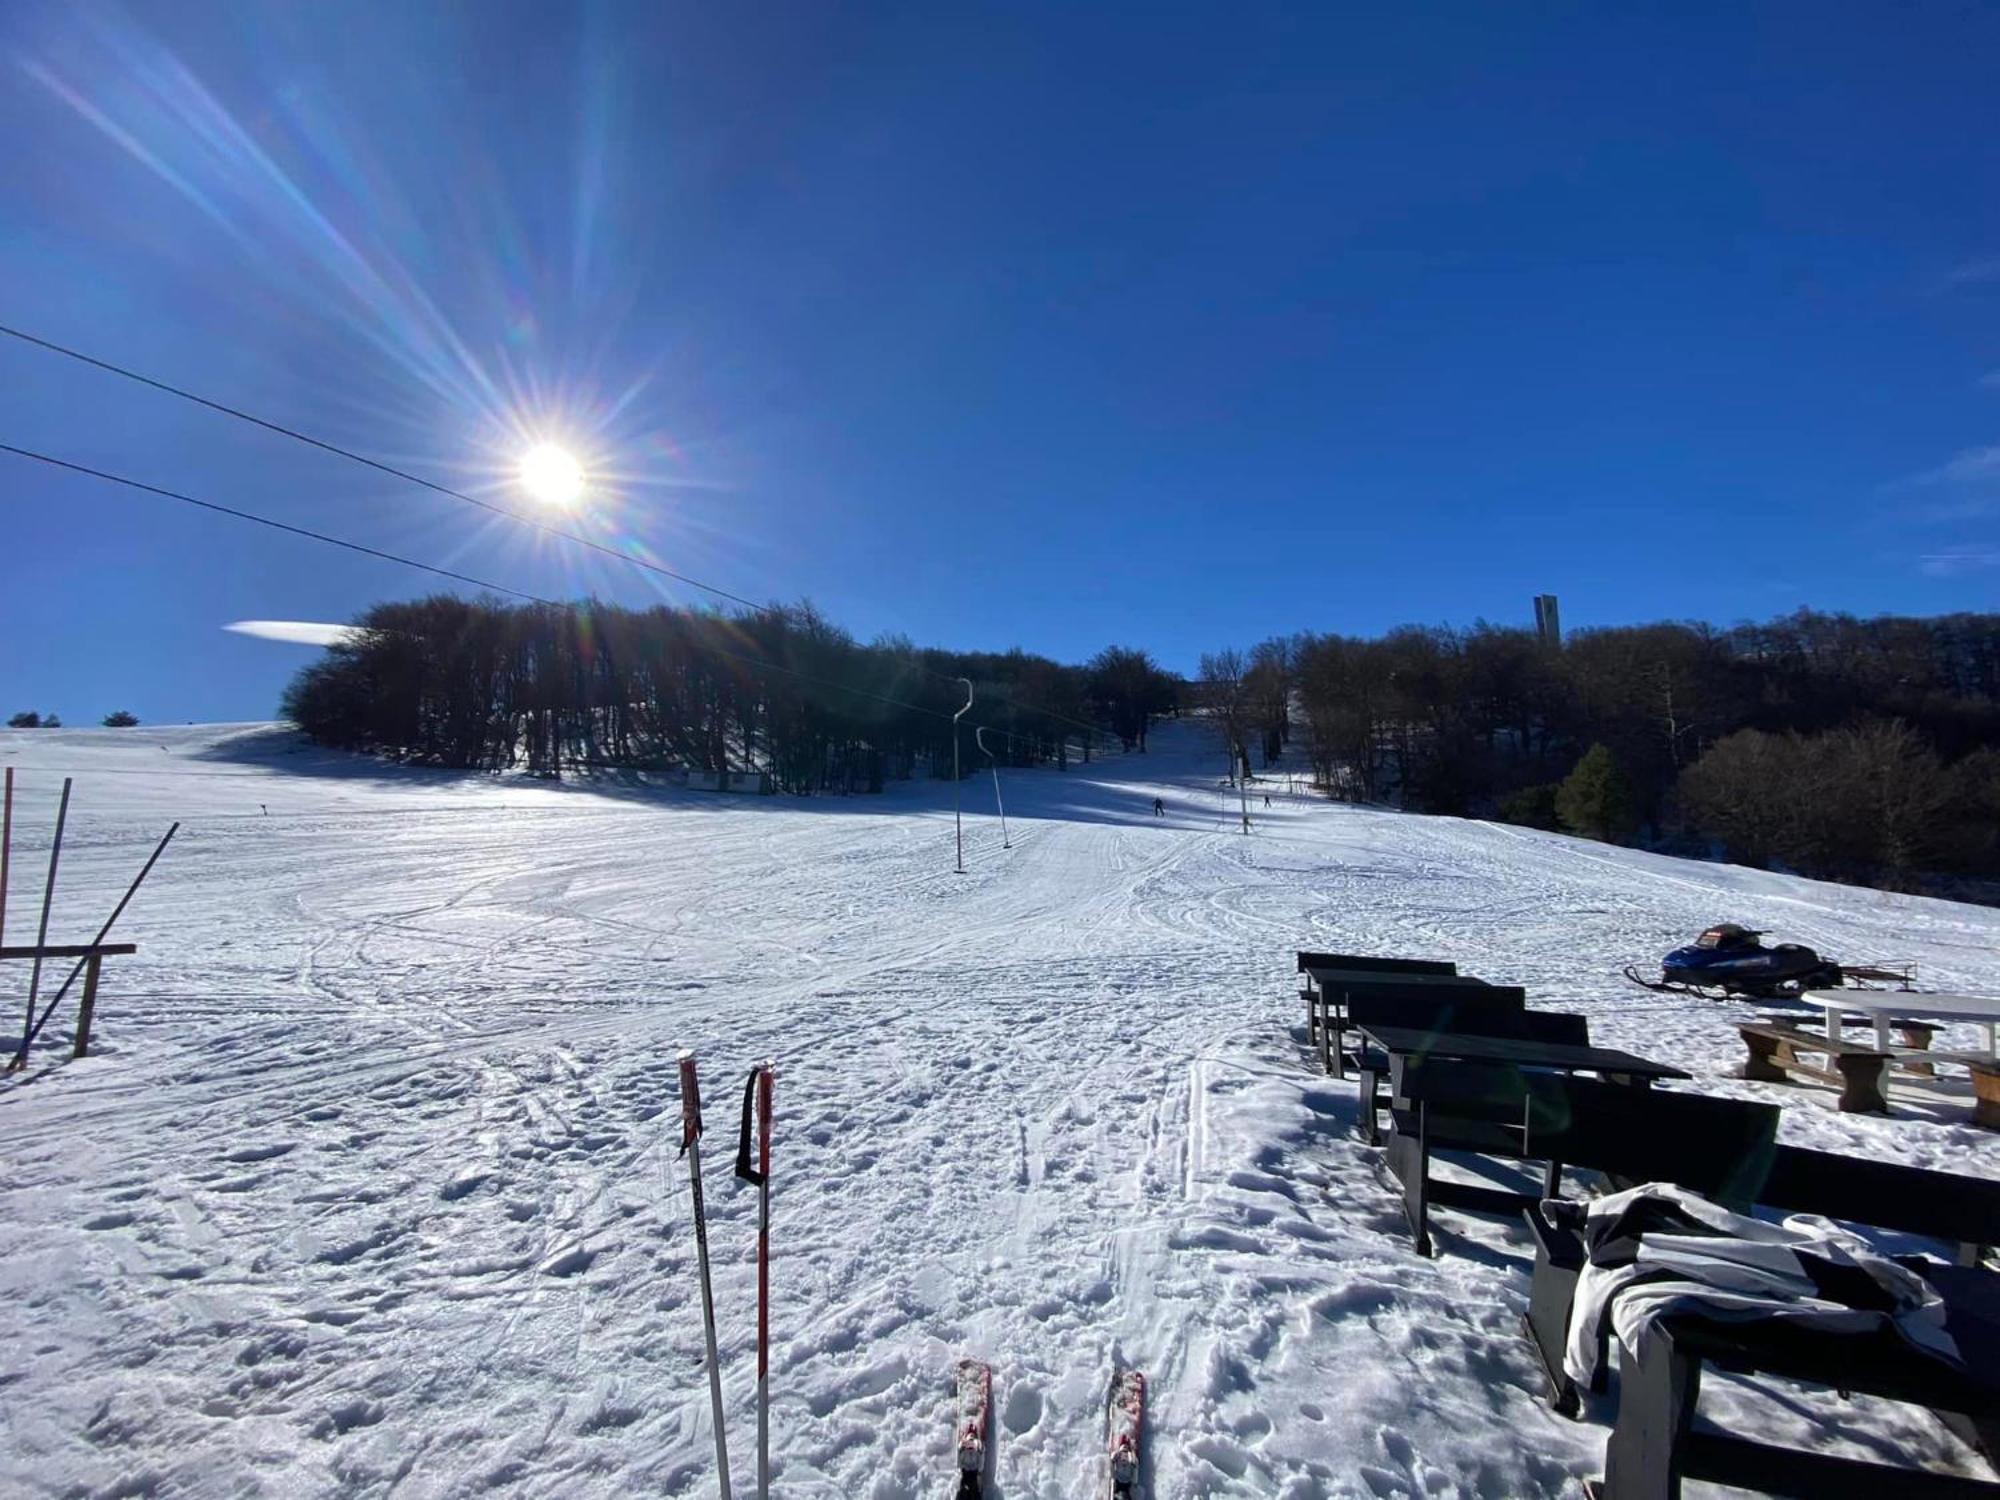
1804, 989, 2000, 1024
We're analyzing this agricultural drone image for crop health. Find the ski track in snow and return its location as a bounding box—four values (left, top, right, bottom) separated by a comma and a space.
1, 719, 1997, 1497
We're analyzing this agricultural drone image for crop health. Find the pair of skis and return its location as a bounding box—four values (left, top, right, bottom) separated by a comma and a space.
954, 1359, 1145, 1498
678, 1051, 776, 1500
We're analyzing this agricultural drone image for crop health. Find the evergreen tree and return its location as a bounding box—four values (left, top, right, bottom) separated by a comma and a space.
7, 711, 40, 728
1496, 783, 1561, 831
1555, 743, 1635, 842
102, 710, 140, 727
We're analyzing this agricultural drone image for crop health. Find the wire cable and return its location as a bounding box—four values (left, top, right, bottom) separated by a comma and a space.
0, 320, 1119, 746
0, 441, 1094, 741
1, 443, 543, 602
0, 321, 768, 611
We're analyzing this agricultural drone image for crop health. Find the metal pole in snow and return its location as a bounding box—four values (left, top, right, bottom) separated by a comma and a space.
952, 678, 973, 874
679, 1051, 733, 1499
755, 1063, 773, 1499
18, 778, 69, 1062
1, 767, 12, 946
17, 821, 178, 1063
975, 727, 1010, 849
734, 1059, 775, 1499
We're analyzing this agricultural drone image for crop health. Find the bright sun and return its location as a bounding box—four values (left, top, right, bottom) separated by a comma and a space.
518, 442, 585, 507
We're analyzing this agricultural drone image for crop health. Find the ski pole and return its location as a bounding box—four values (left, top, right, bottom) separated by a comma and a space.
679, 1050, 733, 1499
735, 1061, 775, 1499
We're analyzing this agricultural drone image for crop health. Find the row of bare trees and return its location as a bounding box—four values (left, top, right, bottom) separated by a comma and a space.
282, 595, 1180, 793
1199, 609, 2000, 887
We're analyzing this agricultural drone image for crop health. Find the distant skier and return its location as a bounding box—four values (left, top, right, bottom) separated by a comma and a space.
1263, 793, 1271, 808
1152, 797, 1165, 817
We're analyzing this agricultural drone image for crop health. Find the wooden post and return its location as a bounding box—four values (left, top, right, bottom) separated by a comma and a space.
73, 952, 100, 1059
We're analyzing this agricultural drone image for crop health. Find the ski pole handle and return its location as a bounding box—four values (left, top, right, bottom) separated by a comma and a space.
679, 1051, 703, 1156
735, 1064, 765, 1184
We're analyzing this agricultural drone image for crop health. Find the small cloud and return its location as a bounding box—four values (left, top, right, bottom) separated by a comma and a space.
224, 620, 363, 647
1981, 370, 2000, 390
1921, 493, 2000, 522
1898, 445, 2000, 488
1920, 548, 2000, 577
1944, 257, 2000, 290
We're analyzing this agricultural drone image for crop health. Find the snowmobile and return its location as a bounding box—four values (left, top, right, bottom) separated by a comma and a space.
1624, 924, 1911, 1001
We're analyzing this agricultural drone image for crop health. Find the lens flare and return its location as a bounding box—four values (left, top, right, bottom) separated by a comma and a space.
519, 442, 585, 507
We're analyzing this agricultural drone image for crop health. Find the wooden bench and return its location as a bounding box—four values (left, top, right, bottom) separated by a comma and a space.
1737, 1021, 1890, 1113
1352, 997, 1576, 1145
1760, 1012, 1938, 1074
1752, 1018, 2000, 1127
1297, 952, 1459, 1053
1519, 1134, 2000, 1497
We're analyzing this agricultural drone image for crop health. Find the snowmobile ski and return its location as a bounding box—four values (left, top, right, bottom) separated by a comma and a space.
1107, 1368, 1145, 1499
953, 1358, 992, 1498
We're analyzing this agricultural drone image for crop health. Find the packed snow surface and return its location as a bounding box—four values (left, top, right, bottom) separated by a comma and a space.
2, 719, 1996, 1498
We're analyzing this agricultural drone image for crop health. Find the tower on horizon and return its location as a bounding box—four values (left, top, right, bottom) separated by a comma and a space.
1533, 594, 1562, 647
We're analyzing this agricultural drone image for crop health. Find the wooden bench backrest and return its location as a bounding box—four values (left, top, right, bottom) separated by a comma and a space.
1521, 1078, 1781, 1208
1757, 1145, 2000, 1251
1394, 1056, 1537, 1116
1346, 993, 1579, 1044
1298, 951, 1457, 976
1333, 978, 1521, 1008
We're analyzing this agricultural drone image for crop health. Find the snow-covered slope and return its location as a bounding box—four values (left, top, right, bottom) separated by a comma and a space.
2, 719, 1995, 1497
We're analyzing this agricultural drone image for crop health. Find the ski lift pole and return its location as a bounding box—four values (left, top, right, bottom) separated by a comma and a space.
679, 1051, 733, 1499
952, 678, 973, 874
735, 1061, 775, 1499
975, 727, 1010, 849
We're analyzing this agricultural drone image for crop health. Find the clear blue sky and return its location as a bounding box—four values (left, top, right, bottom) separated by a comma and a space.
3, 2, 1998, 723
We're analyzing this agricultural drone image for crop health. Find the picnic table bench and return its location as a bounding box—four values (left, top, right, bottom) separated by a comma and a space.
1740, 1019, 2000, 1125
1516, 1094, 2000, 1497
1302, 966, 1521, 1077
1351, 1000, 1585, 1144
1358, 1030, 1689, 1257
1737, 1021, 1895, 1113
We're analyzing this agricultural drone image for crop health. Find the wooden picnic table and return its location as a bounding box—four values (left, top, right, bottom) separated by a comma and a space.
1804, 989, 2000, 1061
1358, 1023, 1691, 1086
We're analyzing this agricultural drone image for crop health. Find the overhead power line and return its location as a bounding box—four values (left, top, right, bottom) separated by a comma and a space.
0, 321, 767, 612
1, 443, 542, 602
0, 320, 1116, 747
0, 441, 1096, 743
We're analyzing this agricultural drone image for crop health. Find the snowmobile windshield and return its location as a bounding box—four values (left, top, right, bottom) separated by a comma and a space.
1696, 925, 1764, 950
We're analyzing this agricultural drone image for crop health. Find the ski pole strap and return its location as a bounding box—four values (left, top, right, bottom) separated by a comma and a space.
735, 1065, 765, 1184
679, 1052, 703, 1156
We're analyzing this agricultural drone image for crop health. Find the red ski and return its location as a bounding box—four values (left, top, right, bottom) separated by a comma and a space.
954, 1359, 992, 1498
1107, 1369, 1145, 1498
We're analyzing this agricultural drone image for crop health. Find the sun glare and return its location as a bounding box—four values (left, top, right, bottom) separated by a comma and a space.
519, 442, 585, 507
